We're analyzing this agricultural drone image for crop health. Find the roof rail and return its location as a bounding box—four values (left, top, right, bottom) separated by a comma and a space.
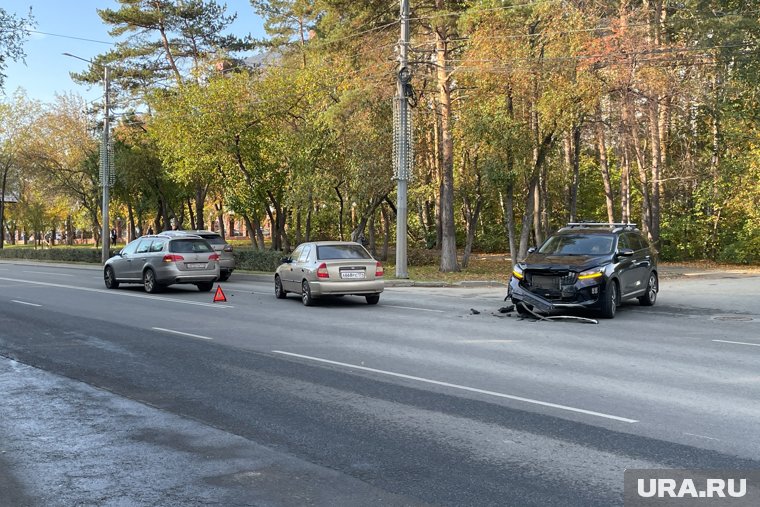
565, 222, 637, 228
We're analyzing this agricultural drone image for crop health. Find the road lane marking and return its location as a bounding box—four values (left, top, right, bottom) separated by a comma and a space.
271, 351, 638, 423
10, 300, 42, 307
713, 339, 760, 348
23, 271, 73, 277
0, 277, 234, 309
684, 432, 720, 441
152, 327, 213, 340
384, 305, 445, 313
459, 339, 521, 344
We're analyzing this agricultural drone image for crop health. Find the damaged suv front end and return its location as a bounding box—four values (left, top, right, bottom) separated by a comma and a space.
508, 223, 658, 319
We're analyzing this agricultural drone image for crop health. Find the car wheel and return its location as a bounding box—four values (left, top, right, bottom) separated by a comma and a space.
196, 282, 213, 292
638, 272, 658, 306
143, 268, 161, 294
512, 299, 533, 317
219, 271, 231, 282
599, 279, 618, 319
104, 266, 119, 289
301, 280, 314, 306
366, 294, 380, 305
274, 275, 287, 299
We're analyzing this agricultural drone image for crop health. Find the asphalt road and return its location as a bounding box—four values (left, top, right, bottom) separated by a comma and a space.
1, 260, 759, 506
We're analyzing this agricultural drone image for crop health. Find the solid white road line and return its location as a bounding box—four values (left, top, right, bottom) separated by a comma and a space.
0, 277, 233, 309
10, 300, 42, 307
271, 350, 638, 424
152, 327, 213, 340
383, 305, 445, 313
23, 271, 73, 277
713, 339, 760, 348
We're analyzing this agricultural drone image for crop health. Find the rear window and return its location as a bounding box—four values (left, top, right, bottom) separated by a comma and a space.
169, 239, 213, 253
317, 244, 372, 260
538, 234, 614, 256
199, 234, 227, 246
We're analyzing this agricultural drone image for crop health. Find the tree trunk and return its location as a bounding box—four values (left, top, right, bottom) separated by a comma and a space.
380, 204, 390, 261
596, 106, 615, 224
435, 3, 459, 272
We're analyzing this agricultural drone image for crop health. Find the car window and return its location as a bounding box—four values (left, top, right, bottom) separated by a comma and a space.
317, 244, 372, 260
121, 240, 140, 255
136, 240, 151, 254
290, 245, 304, 261
199, 234, 227, 246
625, 233, 644, 251
298, 245, 311, 263
169, 239, 213, 253
617, 234, 630, 250
538, 235, 614, 256
149, 240, 166, 253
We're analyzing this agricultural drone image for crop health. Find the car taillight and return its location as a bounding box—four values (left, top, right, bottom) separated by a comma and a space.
209, 253, 220, 261
375, 262, 384, 277
223, 245, 233, 252
163, 254, 184, 262
317, 263, 329, 278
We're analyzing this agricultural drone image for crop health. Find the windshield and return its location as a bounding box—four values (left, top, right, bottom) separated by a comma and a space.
538, 234, 614, 256
169, 239, 213, 253
317, 244, 372, 260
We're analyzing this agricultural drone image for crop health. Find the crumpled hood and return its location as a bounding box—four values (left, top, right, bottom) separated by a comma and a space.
522, 253, 610, 272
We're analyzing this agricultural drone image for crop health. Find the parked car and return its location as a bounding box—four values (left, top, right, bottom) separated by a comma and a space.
508, 223, 658, 319
104, 233, 220, 293
274, 241, 384, 306
161, 230, 235, 281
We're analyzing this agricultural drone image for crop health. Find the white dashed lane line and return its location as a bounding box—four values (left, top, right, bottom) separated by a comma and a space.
152, 327, 213, 341
272, 350, 638, 424
10, 300, 42, 307
713, 339, 760, 348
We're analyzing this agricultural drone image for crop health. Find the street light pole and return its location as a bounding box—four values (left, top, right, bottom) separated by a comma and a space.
63, 53, 111, 264
101, 65, 110, 264
394, 0, 410, 279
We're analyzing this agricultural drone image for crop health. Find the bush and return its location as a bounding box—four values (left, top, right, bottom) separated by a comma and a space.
233, 248, 284, 272
0, 246, 109, 263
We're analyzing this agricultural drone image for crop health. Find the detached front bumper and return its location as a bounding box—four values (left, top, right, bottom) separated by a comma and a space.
508, 276, 602, 312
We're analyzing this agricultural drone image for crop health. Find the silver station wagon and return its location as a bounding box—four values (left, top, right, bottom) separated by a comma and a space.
274, 241, 384, 306
104, 234, 220, 293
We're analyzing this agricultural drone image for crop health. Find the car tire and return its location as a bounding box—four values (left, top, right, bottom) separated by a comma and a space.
219, 271, 231, 282
638, 272, 658, 306
143, 268, 162, 294
365, 294, 380, 305
196, 282, 213, 292
274, 275, 287, 299
599, 279, 618, 319
513, 299, 533, 317
301, 280, 314, 306
104, 266, 119, 289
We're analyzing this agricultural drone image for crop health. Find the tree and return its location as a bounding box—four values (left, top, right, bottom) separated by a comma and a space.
0, 7, 34, 91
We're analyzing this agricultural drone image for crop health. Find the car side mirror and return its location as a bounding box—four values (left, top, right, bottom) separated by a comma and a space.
280, 257, 292, 264
527, 247, 536, 254
617, 248, 635, 258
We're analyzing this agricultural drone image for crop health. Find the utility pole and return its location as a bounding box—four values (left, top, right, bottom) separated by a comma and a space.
101, 65, 111, 264
63, 53, 113, 264
394, 0, 411, 278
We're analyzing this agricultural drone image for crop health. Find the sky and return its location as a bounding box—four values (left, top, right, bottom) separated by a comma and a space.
3, 0, 266, 104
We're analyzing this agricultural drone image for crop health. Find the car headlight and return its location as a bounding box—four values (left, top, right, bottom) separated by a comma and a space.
512, 264, 525, 280
578, 267, 604, 280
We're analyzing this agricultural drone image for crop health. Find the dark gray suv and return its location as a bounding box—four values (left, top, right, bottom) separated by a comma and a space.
508, 223, 658, 319
104, 234, 220, 293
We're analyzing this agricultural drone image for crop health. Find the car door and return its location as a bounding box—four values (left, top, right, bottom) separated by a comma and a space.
615, 234, 637, 297
131, 238, 153, 279
626, 233, 651, 295
111, 240, 140, 281
282, 245, 303, 291
294, 245, 313, 285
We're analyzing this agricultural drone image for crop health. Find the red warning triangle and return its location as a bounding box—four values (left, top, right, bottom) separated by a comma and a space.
213, 285, 227, 303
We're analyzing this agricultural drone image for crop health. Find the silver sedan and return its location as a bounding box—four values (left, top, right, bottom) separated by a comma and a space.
274, 241, 384, 306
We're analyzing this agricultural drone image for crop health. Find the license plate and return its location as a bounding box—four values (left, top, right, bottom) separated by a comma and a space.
187, 262, 206, 269
340, 271, 365, 279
